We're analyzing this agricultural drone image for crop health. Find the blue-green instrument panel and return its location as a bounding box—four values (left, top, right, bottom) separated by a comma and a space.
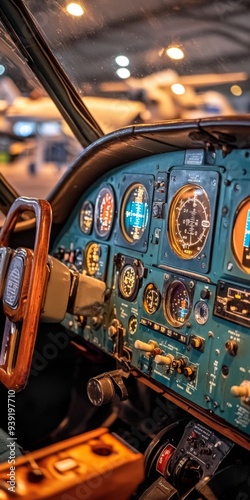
53, 148, 250, 437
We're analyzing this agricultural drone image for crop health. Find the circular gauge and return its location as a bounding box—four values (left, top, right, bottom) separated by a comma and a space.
120, 183, 149, 243
143, 283, 161, 315
168, 184, 211, 259
94, 185, 115, 239
85, 242, 101, 276
232, 196, 250, 274
119, 264, 137, 300
79, 200, 94, 234
164, 280, 191, 327
194, 300, 209, 325
128, 315, 138, 335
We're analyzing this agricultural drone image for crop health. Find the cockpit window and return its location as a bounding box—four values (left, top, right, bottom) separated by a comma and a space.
23, 0, 250, 122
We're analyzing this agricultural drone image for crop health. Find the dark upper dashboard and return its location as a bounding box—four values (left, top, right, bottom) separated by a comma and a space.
48, 119, 250, 449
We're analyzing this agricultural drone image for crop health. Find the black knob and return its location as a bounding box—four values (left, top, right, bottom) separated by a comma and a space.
87, 371, 129, 406
200, 288, 210, 300
87, 376, 115, 406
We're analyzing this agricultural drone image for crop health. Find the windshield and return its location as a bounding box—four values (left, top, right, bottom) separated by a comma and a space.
24, 0, 250, 122
1, 0, 250, 204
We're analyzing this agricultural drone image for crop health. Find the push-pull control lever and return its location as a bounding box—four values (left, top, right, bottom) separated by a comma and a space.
154, 353, 174, 367
231, 381, 250, 406
134, 340, 161, 356
87, 370, 129, 406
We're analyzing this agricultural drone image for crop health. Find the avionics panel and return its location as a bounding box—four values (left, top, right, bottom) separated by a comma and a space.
54, 148, 250, 441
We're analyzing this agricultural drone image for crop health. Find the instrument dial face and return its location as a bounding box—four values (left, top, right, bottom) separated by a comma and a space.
120, 183, 149, 243
119, 264, 137, 299
85, 242, 101, 276
79, 200, 94, 234
194, 300, 209, 325
232, 196, 250, 274
128, 315, 138, 334
94, 185, 115, 239
168, 184, 211, 259
165, 280, 191, 327
143, 283, 161, 314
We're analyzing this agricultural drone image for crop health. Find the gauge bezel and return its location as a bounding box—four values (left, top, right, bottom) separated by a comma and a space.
118, 264, 138, 301
163, 276, 194, 328
115, 174, 154, 252
168, 183, 211, 260
161, 170, 219, 274
232, 196, 250, 274
116, 254, 144, 302
79, 200, 94, 234
120, 182, 149, 244
94, 184, 115, 240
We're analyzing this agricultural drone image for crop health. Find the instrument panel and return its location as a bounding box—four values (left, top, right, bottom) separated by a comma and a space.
53, 148, 250, 441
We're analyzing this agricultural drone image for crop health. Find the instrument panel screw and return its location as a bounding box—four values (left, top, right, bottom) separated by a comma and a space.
222, 206, 228, 215
227, 262, 233, 271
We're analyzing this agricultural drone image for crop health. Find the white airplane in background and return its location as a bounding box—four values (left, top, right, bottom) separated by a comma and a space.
99, 69, 248, 122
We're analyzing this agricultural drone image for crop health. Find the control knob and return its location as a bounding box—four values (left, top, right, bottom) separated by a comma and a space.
87, 370, 128, 406
200, 288, 210, 300
225, 339, 238, 356
172, 357, 186, 373
183, 366, 196, 380
87, 376, 115, 406
190, 336, 203, 350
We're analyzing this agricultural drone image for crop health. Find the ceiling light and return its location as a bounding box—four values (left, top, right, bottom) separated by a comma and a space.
66, 3, 84, 16
230, 84, 242, 96
115, 55, 130, 67
171, 83, 186, 95
116, 68, 131, 79
0, 65, 6, 76
166, 46, 184, 60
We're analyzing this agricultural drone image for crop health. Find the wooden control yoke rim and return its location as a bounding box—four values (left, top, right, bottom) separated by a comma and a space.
0, 197, 52, 391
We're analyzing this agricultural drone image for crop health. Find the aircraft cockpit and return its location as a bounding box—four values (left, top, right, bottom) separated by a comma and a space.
0, 1, 250, 499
